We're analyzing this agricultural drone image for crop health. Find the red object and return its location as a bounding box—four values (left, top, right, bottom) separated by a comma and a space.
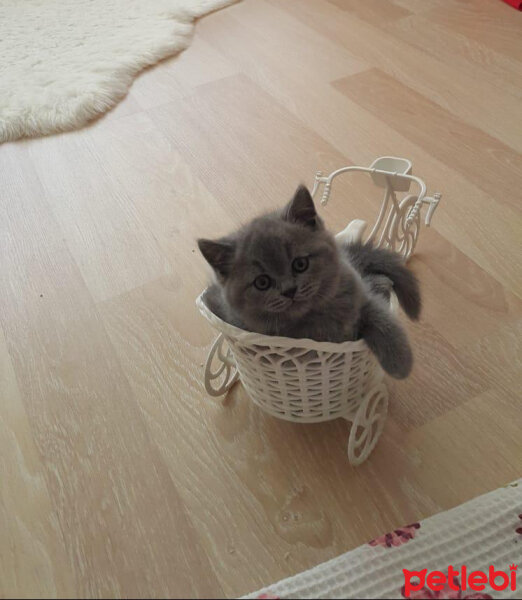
368, 523, 421, 548
502, 0, 522, 9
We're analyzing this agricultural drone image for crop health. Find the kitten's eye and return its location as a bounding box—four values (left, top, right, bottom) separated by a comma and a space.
254, 274, 271, 291
292, 256, 309, 273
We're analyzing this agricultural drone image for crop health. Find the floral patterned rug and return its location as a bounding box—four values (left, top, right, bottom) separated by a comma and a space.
247, 479, 521, 600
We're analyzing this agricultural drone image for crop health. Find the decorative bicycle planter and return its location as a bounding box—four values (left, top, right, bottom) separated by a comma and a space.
197, 157, 441, 465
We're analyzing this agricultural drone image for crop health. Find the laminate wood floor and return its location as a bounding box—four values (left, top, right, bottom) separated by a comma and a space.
1, 0, 521, 597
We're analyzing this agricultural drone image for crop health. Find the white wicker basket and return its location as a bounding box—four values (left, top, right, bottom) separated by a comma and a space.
197, 157, 441, 465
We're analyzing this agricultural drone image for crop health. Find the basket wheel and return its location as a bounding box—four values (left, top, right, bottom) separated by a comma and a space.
204, 334, 239, 397
347, 383, 388, 466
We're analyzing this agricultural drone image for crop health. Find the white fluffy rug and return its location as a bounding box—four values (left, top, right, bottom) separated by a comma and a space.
0, 0, 235, 143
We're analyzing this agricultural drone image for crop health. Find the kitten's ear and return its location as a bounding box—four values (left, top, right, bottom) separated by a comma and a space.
283, 185, 319, 229
198, 238, 236, 279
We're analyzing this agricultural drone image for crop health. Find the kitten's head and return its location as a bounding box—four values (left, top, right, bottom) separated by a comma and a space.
198, 186, 341, 331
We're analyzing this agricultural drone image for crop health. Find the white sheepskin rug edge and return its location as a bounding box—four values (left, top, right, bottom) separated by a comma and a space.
0, 0, 236, 142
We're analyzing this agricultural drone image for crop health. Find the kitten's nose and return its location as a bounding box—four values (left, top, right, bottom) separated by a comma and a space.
282, 286, 297, 299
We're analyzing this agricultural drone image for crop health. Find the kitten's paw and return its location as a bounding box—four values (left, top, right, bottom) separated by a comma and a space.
361, 298, 414, 379
381, 343, 413, 379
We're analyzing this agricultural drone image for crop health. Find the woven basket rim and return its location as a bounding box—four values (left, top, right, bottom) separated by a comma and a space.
196, 290, 369, 352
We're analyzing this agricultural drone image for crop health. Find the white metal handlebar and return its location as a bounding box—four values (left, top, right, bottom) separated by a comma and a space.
312, 163, 441, 227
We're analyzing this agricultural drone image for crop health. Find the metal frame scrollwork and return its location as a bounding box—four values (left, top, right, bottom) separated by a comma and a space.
311, 157, 441, 261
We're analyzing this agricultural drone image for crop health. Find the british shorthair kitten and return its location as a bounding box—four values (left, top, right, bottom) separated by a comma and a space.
198, 186, 420, 378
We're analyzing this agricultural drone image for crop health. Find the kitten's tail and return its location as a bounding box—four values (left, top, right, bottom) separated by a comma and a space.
344, 242, 421, 320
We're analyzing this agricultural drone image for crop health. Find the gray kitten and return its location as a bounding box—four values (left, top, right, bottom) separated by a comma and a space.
198, 186, 421, 379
